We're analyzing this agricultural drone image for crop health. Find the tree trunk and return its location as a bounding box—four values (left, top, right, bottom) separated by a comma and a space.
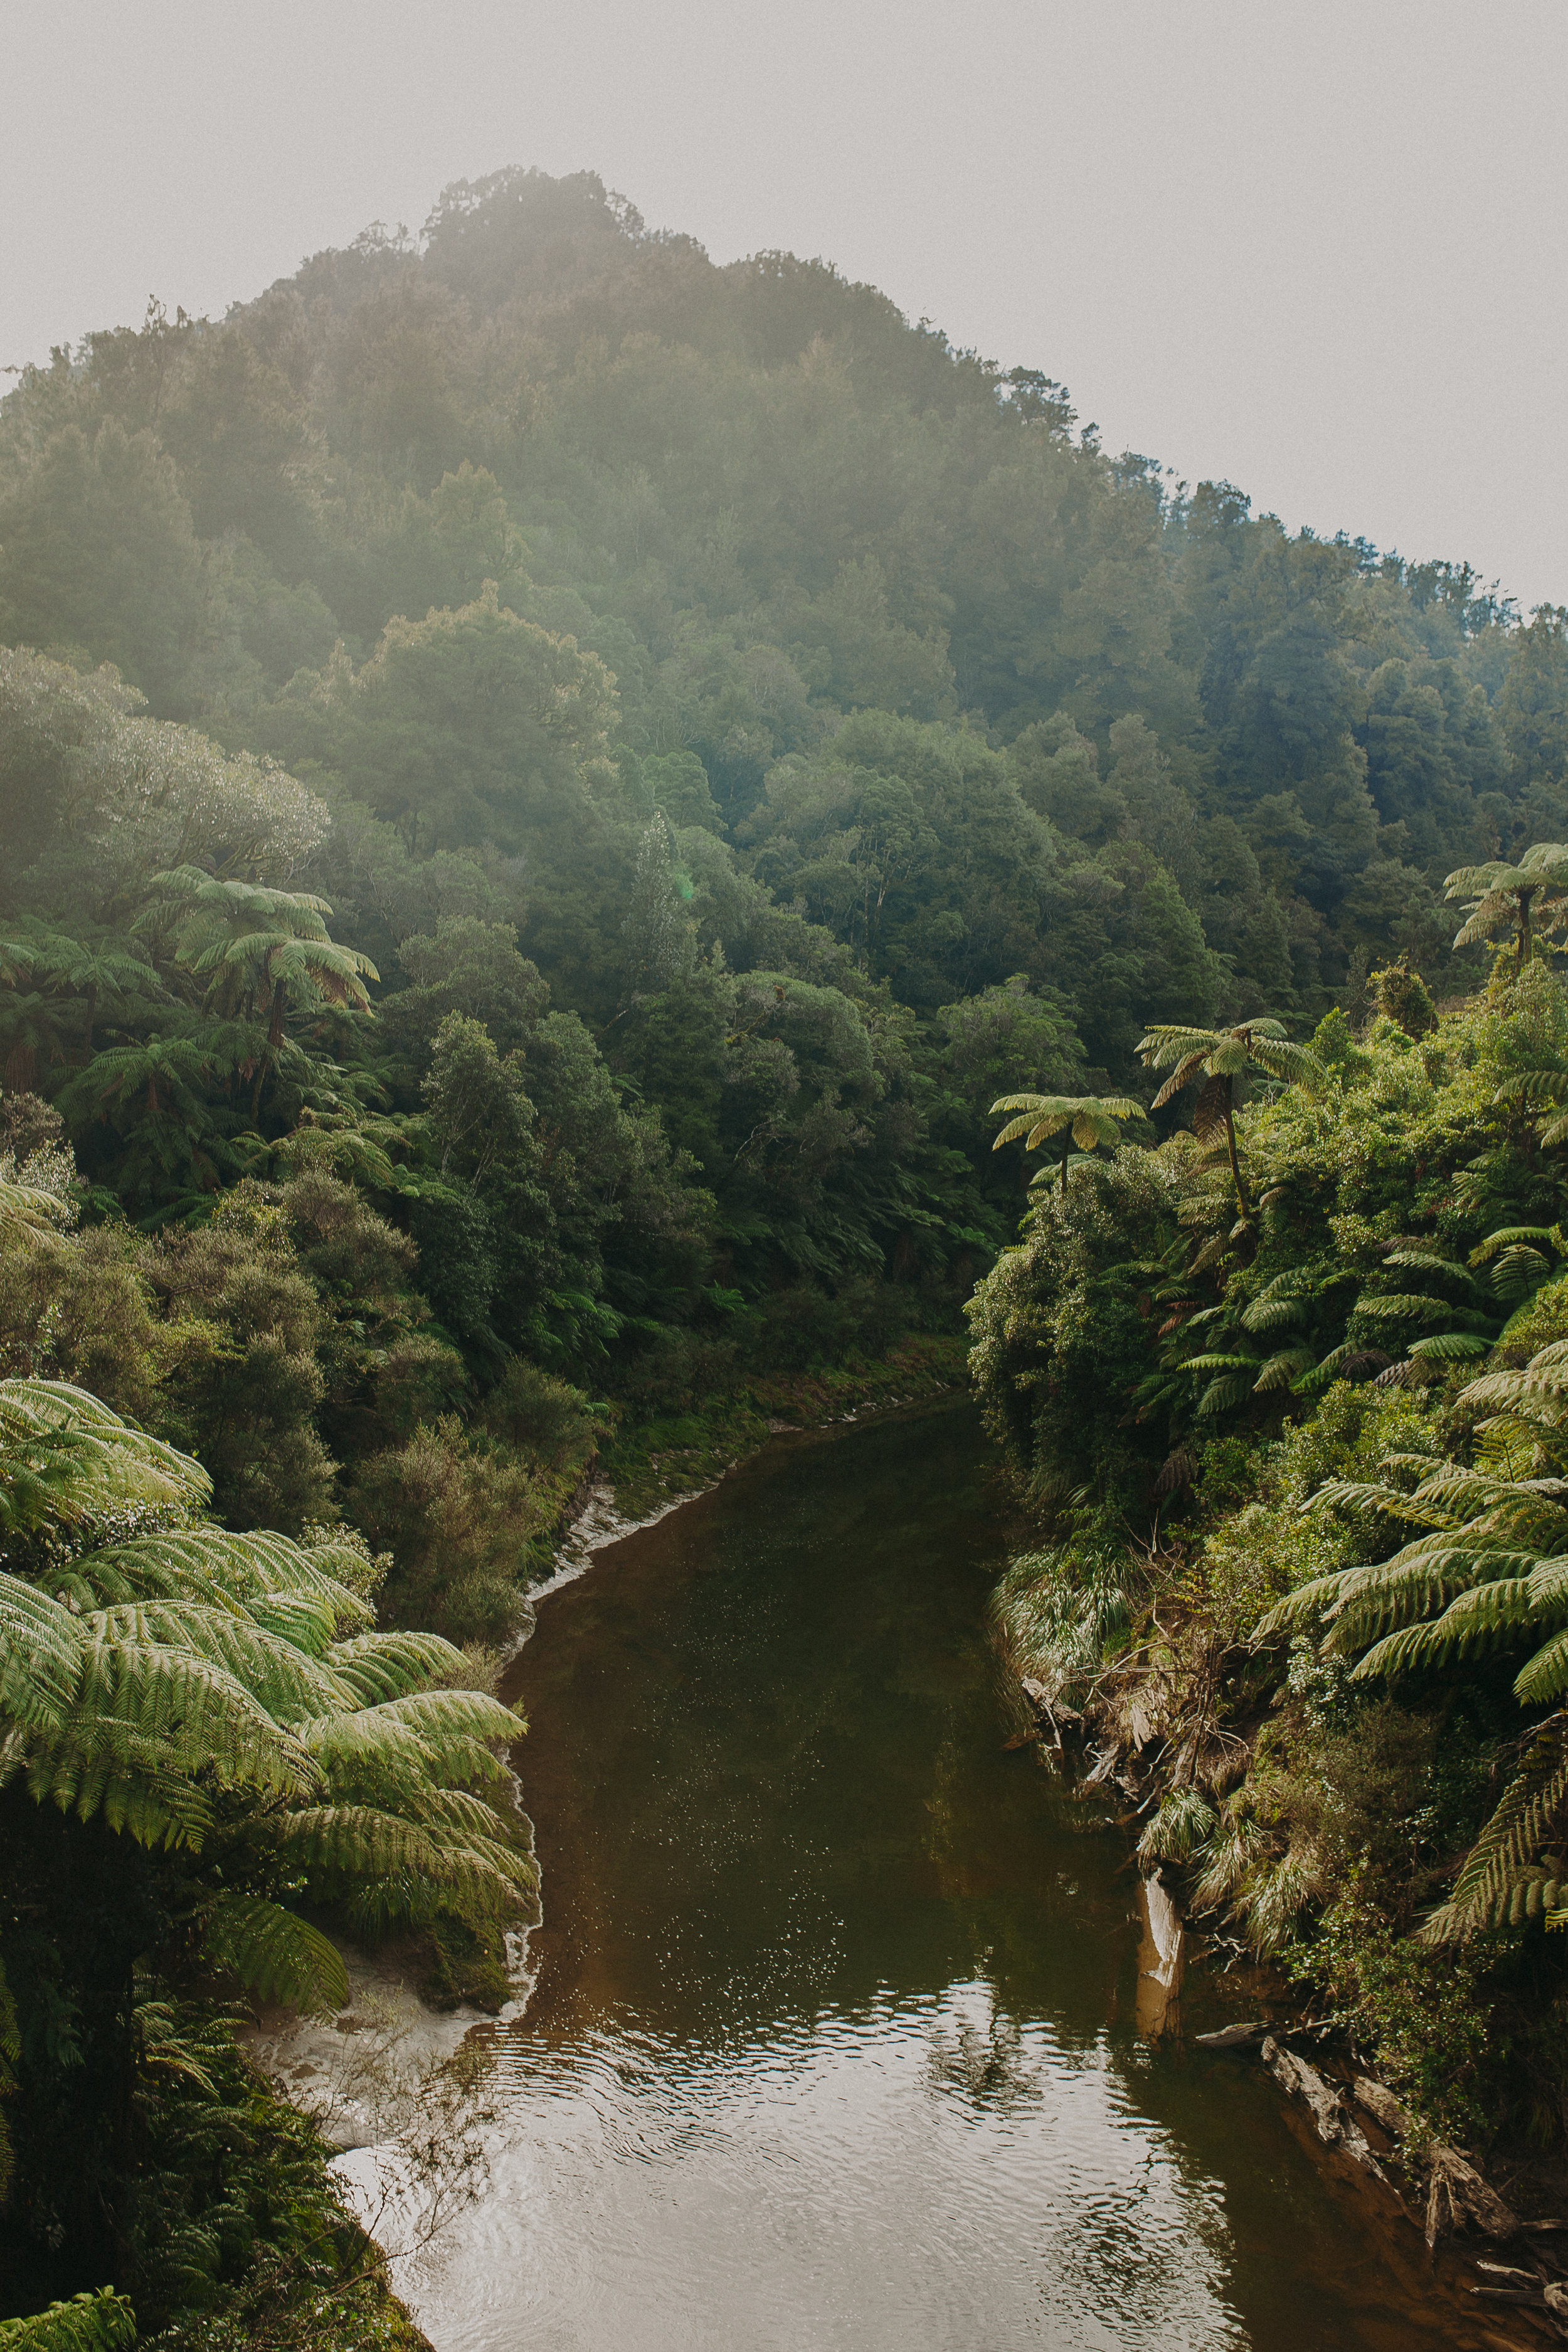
1519, 885, 1537, 972
267, 974, 288, 1051
1223, 1084, 1251, 1221
1060, 1136, 1071, 1194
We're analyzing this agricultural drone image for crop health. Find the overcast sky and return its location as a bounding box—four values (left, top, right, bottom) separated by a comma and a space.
4, 0, 1563, 610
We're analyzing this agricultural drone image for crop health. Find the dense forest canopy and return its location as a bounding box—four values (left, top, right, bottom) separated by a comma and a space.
4, 162, 1567, 1377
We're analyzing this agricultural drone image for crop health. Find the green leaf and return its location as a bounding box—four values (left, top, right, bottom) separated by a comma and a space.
202, 1893, 347, 2015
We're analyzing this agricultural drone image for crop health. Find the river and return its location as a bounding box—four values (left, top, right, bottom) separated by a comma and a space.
415, 1402, 1493, 2350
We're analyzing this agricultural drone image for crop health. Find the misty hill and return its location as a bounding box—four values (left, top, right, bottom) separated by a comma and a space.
6, 167, 1565, 1020
4, 162, 1568, 1375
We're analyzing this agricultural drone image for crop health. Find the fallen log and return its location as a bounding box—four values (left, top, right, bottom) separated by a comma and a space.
1416, 2142, 1520, 2249
1194, 2021, 1269, 2051
1353, 2077, 1414, 2139
1259, 2037, 1384, 2178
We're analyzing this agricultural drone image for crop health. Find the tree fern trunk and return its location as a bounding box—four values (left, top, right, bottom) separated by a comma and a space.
1224, 1086, 1250, 1221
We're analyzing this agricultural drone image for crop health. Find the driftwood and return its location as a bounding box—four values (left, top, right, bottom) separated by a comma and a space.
1259, 2038, 1384, 2178
1019, 1677, 1081, 1726
1353, 2077, 1414, 2138
1414, 2142, 1520, 2249
1194, 2021, 1269, 2051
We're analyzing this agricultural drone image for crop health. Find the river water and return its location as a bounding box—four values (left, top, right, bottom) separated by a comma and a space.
420, 1404, 1491, 2351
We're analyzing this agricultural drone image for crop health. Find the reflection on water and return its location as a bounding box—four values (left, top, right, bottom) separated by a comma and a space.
416, 1406, 1479, 2351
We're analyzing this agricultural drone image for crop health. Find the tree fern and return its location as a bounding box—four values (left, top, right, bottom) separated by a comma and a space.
201, 1892, 349, 2015
1423, 1720, 1568, 1939
0, 1363, 528, 2010
0, 1378, 208, 1534
81, 1601, 354, 1724
327, 1628, 474, 1703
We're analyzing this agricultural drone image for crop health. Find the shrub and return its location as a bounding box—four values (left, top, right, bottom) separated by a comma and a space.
347, 1417, 552, 1644
477, 1357, 600, 1468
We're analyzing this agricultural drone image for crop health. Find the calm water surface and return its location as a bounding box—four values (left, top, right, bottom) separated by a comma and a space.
425, 1405, 1484, 2350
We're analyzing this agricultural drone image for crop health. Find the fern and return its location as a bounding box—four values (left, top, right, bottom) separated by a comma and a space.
0, 2289, 137, 2350
1406, 1331, 1491, 1361
0, 1573, 83, 1727
328, 1628, 470, 1703
1423, 1720, 1568, 1939
82, 1602, 352, 1724
202, 1893, 348, 2015
0, 1369, 531, 2009
0, 1378, 208, 1531
1354, 1579, 1540, 1680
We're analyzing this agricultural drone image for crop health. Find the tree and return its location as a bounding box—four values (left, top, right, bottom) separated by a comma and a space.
0, 423, 208, 714
319, 585, 619, 859
990, 1091, 1140, 1194
0, 1356, 531, 2014
1136, 1018, 1323, 1222
1444, 842, 1568, 973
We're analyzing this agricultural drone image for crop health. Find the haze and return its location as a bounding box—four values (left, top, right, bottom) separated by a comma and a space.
4, 0, 1564, 609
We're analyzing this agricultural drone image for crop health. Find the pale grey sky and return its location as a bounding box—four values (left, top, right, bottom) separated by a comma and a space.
4, 0, 1564, 609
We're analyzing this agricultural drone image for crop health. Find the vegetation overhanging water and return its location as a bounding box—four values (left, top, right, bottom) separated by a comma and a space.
404, 1406, 1486, 2351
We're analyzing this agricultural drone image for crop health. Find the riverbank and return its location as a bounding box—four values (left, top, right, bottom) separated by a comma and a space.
245, 1353, 973, 2286
588, 1332, 970, 1527
1010, 1654, 1568, 2328
380, 1397, 1506, 2352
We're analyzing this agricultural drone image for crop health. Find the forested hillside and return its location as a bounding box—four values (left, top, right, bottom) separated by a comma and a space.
6, 169, 1568, 1417
6, 162, 1568, 2336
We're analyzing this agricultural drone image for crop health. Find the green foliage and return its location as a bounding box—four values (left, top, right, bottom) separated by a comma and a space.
9, 154, 1568, 2265
0, 2289, 136, 2349
1291, 1878, 1494, 2142
990, 1091, 1141, 1197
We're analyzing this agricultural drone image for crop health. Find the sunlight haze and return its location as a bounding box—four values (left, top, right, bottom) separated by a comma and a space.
6, 0, 1565, 610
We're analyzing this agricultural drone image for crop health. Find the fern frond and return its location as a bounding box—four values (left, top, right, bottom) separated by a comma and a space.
327, 1629, 470, 1704
20, 1731, 216, 1849
1252, 1348, 1315, 1392
1470, 1226, 1564, 1266
202, 1892, 348, 2015
1254, 1571, 1357, 1640
0, 1379, 209, 1528
1354, 1579, 1540, 1679
1321, 1547, 1512, 1647
1422, 1719, 1568, 1939
1517, 1628, 1568, 1704
1306, 1478, 1417, 1520
1239, 1297, 1309, 1333
273, 1805, 530, 1905
1197, 1374, 1254, 1416
1382, 1251, 1480, 1285
72, 1640, 316, 1798
1406, 1332, 1493, 1361
82, 1602, 352, 1723
1355, 1293, 1471, 1323
1291, 1343, 1353, 1395
0, 2287, 138, 2350
0, 1571, 82, 1728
